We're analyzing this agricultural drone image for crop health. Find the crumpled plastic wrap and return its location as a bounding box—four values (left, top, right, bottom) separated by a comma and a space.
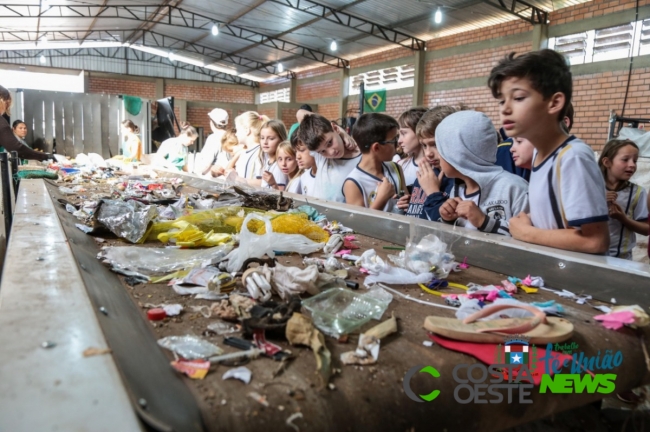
388, 234, 455, 278
99, 243, 233, 276
157, 335, 223, 360
358, 249, 433, 287
95, 199, 158, 243
225, 213, 325, 273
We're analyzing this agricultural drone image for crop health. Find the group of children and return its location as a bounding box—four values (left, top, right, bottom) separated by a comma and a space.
159, 48, 649, 261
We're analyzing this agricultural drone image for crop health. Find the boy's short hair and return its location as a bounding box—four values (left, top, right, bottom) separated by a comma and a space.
352, 113, 399, 153
416, 105, 465, 139
290, 130, 300, 149
563, 101, 574, 132
398, 107, 428, 132
488, 49, 572, 120
297, 114, 334, 151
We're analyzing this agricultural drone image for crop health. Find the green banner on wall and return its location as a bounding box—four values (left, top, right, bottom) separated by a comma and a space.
363, 89, 386, 113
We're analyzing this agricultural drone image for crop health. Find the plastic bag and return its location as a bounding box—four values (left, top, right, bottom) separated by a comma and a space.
99, 243, 233, 276
358, 249, 433, 287
389, 234, 455, 278
95, 199, 158, 243
225, 213, 325, 272
157, 220, 232, 248
157, 335, 223, 360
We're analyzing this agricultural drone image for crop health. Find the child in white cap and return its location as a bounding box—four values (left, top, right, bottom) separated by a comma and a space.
194, 108, 230, 177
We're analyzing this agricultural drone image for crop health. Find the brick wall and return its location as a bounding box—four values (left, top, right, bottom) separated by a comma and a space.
282, 108, 297, 129
164, 83, 254, 104
316, 103, 340, 121
549, 0, 650, 25
297, 79, 340, 101
297, 65, 338, 79
349, 46, 413, 68
425, 41, 532, 84
257, 107, 277, 121
385, 95, 414, 120
571, 68, 650, 151
424, 86, 498, 125
87, 76, 156, 98
427, 20, 531, 50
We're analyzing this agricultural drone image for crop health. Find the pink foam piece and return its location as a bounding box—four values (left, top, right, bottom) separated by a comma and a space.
334, 249, 352, 257
593, 311, 636, 330
359, 267, 369, 274
486, 290, 500, 302
521, 275, 533, 286
344, 235, 356, 241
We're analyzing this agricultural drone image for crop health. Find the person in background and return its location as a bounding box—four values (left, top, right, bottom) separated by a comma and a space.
121, 120, 142, 162
436, 111, 529, 236
291, 134, 317, 197
275, 141, 302, 193
227, 111, 270, 181
288, 104, 313, 139
0, 85, 50, 161
597, 139, 648, 260
397, 107, 428, 189
220, 129, 242, 163
259, 120, 289, 189
343, 113, 405, 212
297, 113, 360, 202
497, 102, 574, 182
194, 108, 229, 177
12, 120, 30, 148
489, 50, 609, 254
153, 122, 198, 171
405, 106, 458, 220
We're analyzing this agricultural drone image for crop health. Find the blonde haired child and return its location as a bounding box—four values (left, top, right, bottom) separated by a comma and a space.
598, 139, 649, 259
228, 111, 270, 185
259, 120, 289, 189
272, 141, 302, 193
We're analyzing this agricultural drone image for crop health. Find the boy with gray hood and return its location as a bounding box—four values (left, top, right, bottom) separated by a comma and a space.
436, 110, 529, 236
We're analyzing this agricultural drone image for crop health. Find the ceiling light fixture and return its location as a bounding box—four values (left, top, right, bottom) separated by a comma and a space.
211, 23, 219, 36
168, 52, 176, 61
277, 63, 284, 73
330, 40, 337, 51
434, 7, 442, 24
39, 54, 46, 64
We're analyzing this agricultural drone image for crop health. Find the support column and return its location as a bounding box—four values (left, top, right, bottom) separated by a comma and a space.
338, 67, 350, 120
155, 79, 164, 99
290, 78, 297, 104
83, 72, 90, 93
178, 99, 187, 123
532, 24, 549, 51
413, 50, 426, 107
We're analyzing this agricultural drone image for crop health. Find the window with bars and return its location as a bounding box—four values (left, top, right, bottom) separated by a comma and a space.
349, 64, 415, 95
259, 88, 290, 103
549, 20, 642, 65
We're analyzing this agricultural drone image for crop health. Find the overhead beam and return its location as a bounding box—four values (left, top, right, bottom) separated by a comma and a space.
0, 46, 259, 86
0, 29, 285, 76
0, 4, 350, 69
481, 0, 548, 25
266, 0, 425, 50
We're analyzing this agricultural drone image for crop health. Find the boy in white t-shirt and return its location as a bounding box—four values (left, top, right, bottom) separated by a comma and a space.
489, 49, 609, 254
292, 135, 317, 197
343, 113, 406, 212
296, 114, 361, 202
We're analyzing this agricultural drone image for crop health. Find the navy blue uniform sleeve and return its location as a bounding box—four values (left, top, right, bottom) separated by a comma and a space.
421, 192, 447, 221
496, 140, 516, 174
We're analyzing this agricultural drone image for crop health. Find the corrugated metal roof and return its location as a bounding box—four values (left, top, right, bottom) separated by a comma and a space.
0, 0, 594, 84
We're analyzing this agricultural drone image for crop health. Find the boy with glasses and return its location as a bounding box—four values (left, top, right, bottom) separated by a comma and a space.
343, 113, 406, 212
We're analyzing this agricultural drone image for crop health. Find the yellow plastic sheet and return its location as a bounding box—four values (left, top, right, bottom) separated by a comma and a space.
157, 221, 232, 248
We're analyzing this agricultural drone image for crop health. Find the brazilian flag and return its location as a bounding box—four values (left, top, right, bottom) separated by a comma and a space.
364, 89, 386, 113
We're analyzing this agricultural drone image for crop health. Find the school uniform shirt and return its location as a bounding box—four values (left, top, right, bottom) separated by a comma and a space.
194, 131, 228, 176
406, 168, 453, 221
496, 138, 531, 182
529, 136, 608, 231
392, 154, 402, 163
343, 162, 402, 212
154, 137, 188, 171
235, 145, 263, 179
434, 111, 529, 237
300, 168, 317, 197
285, 176, 302, 194
260, 155, 289, 189
608, 183, 649, 259
312, 152, 361, 202
398, 156, 419, 189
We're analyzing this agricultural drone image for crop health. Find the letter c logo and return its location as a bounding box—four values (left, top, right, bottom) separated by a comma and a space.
403, 365, 441, 402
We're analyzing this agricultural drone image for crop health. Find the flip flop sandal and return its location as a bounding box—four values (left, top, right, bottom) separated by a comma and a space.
424, 303, 574, 344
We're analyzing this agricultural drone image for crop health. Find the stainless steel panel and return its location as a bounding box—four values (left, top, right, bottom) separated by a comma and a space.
62, 96, 75, 157
100, 96, 111, 159
82, 101, 94, 156
107, 97, 119, 158
43, 98, 54, 152
26, 91, 44, 151
73, 99, 84, 155
53, 98, 64, 153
